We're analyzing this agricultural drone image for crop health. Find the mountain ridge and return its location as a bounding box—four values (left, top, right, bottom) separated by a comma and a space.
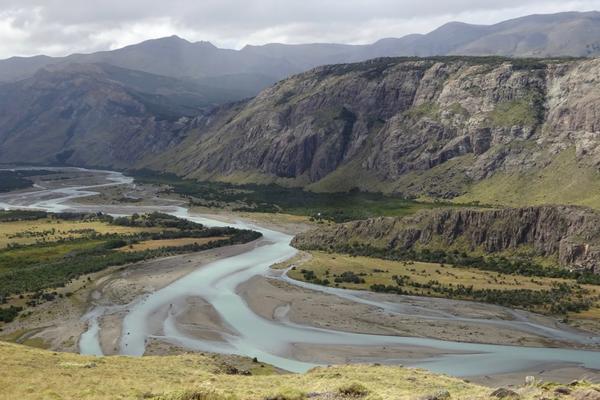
1, 11, 599, 92
4, 55, 600, 213
141, 56, 600, 206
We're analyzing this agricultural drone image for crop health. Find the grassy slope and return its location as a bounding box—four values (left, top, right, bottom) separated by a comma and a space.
3, 341, 598, 400
456, 148, 600, 209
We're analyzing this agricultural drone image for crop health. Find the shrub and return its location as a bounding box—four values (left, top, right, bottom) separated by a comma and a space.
338, 383, 369, 397
0, 305, 22, 322
264, 388, 306, 400
151, 389, 237, 400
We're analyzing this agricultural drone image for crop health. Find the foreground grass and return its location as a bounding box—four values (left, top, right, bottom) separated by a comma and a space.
4, 341, 598, 400
288, 252, 600, 322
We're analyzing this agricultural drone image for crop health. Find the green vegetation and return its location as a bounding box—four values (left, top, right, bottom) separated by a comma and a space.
303, 241, 600, 285
0, 211, 260, 318
288, 252, 600, 318
0, 169, 59, 192
456, 147, 600, 210
0, 171, 33, 192
338, 383, 369, 397
404, 102, 440, 121
316, 55, 578, 81
0, 305, 22, 323
488, 94, 544, 128
0, 210, 47, 222
370, 279, 592, 314
131, 170, 463, 222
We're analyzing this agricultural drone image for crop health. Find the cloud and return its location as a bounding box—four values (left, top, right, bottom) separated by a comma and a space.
0, 0, 599, 58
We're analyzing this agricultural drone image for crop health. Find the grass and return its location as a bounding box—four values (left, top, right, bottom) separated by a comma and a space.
487, 96, 542, 128
117, 237, 229, 252
287, 252, 600, 319
0, 218, 157, 248
3, 340, 592, 400
403, 102, 440, 121
456, 147, 600, 209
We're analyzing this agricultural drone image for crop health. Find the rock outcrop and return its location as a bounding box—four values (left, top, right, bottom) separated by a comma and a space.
2, 56, 600, 205
151, 57, 600, 199
292, 205, 600, 273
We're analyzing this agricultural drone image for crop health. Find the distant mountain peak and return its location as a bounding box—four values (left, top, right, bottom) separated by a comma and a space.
192, 40, 217, 49
0, 11, 599, 86
135, 35, 191, 47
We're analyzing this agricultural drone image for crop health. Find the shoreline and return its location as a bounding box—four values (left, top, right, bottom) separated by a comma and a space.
1, 168, 600, 387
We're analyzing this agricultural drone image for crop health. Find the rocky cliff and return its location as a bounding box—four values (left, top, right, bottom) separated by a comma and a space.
150, 56, 600, 203
292, 206, 600, 273
3, 56, 600, 208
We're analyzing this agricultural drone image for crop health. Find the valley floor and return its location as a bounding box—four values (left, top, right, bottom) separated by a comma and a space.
1, 168, 600, 392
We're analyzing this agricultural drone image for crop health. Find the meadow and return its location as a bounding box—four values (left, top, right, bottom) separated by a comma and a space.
288, 252, 600, 322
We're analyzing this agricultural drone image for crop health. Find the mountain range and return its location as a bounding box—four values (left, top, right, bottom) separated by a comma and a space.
1, 11, 600, 209
1, 11, 600, 91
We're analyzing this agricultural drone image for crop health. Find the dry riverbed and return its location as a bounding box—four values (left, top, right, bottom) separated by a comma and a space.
0, 240, 262, 354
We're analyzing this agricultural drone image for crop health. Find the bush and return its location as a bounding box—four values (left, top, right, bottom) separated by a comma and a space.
151, 389, 237, 400
338, 383, 369, 397
264, 388, 306, 400
334, 271, 366, 284
0, 305, 22, 322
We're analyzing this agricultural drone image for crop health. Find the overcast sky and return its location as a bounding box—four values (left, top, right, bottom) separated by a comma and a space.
0, 0, 599, 59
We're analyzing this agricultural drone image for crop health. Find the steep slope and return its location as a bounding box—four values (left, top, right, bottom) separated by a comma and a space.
292, 205, 600, 273
7, 341, 592, 400
150, 56, 600, 205
0, 64, 195, 167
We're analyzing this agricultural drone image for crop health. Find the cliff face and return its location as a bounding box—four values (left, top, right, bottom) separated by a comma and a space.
3, 56, 600, 205
151, 57, 600, 198
292, 206, 600, 273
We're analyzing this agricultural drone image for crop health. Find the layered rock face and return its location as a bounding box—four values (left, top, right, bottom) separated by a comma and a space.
154, 57, 600, 197
292, 206, 600, 273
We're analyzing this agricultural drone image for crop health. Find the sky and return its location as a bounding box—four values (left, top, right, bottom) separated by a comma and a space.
0, 0, 599, 59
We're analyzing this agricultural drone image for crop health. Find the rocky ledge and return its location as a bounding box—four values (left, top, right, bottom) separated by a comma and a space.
292, 205, 600, 273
